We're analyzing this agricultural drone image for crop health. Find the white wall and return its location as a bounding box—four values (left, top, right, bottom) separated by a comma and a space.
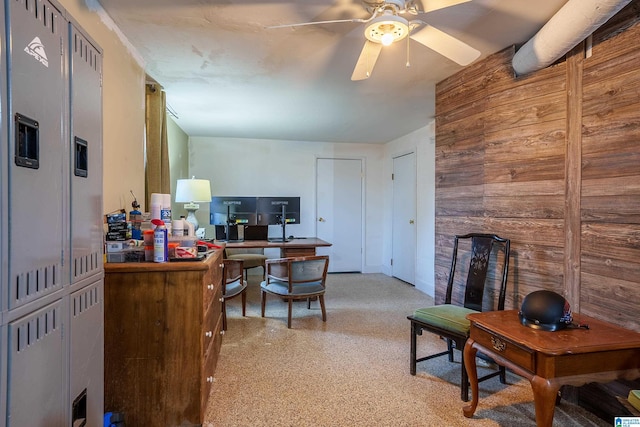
188, 137, 386, 273
384, 122, 436, 296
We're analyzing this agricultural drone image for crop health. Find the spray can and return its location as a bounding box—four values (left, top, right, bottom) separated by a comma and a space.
130, 191, 142, 240
151, 219, 168, 262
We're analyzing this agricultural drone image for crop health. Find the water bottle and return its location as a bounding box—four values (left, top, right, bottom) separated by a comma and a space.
151, 219, 168, 262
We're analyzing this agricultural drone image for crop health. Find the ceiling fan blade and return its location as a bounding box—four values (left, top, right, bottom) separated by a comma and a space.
413, 0, 471, 14
351, 40, 383, 81
409, 24, 479, 65
267, 17, 368, 29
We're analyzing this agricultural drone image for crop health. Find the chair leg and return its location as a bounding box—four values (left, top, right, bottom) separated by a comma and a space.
319, 295, 326, 322
410, 321, 417, 376
447, 338, 455, 362
241, 290, 246, 317
261, 291, 266, 317
499, 365, 506, 384
287, 299, 293, 329
307, 297, 311, 309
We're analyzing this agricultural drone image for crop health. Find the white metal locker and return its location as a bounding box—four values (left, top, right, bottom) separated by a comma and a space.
69, 20, 103, 287
7, 299, 65, 426
69, 280, 104, 426
1, 2, 10, 425
7, 0, 69, 309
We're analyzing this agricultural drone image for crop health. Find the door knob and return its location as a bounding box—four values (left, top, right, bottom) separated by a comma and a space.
318, 217, 325, 222
409, 219, 415, 224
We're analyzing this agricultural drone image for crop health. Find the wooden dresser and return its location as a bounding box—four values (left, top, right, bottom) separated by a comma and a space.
104, 248, 224, 426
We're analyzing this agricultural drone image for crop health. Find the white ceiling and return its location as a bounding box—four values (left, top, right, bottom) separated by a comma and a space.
95, 0, 568, 143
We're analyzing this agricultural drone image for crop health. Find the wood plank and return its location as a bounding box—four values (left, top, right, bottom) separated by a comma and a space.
565, 41, 584, 313
580, 272, 639, 332
484, 91, 566, 131
483, 195, 564, 219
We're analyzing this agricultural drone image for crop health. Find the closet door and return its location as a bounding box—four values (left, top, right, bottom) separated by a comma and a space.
316, 158, 363, 273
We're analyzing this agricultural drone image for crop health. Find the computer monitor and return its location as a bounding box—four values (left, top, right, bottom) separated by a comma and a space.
243, 225, 268, 241
210, 196, 257, 226
256, 197, 300, 226
256, 197, 300, 242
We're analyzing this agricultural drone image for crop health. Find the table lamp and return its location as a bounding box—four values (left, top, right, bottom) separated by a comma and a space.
175, 177, 212, 231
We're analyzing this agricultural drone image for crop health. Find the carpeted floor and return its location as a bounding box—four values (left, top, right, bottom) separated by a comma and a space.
204, 273, 610, 427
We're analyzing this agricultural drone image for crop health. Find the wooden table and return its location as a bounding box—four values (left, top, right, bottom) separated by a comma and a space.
222, 237, 331, 258
463, 310, 640, 427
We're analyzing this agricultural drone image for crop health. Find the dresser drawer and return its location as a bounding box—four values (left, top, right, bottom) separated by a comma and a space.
202, 254, 222, 310
472, 323, 536, 373
201, 315, 223, 414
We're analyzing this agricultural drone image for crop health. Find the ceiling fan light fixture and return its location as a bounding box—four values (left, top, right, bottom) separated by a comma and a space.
364, 14, 409, 46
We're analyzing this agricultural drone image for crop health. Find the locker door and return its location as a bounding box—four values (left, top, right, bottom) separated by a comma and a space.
7, 300, 65, 426
8, 0, 68, 309
1, 0, 9, 314
69, 23, 103, 286
69, 280, 104, 426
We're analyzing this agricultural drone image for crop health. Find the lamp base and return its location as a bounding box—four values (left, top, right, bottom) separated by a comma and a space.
185, 208, 199, 231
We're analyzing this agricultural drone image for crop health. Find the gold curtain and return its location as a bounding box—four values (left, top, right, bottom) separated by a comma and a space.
145, 83, 170, 209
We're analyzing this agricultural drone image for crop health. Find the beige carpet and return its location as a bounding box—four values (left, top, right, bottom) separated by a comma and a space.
204, 273, 610, 427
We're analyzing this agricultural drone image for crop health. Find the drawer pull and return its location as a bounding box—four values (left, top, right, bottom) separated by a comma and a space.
219, 263, 224, 268
205, 331, 213, 338
491, 336, 506, 352
220, 330, 225, 336
207, 376, 214, 383
219, 297, 224, 303
208, 284, 214, 290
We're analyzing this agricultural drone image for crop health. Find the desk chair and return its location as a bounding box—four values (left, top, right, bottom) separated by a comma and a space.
225, 248, 268, 280
408, 233, 510, 401
260, 255, 329, 328
222, 259, 247, 330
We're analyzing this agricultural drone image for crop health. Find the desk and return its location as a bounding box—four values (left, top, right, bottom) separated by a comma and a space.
222, 237, 331, 258
463, 310, 640, 427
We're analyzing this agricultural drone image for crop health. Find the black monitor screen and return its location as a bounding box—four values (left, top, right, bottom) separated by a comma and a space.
256, 197, 300, 225
210, 197, 257, 225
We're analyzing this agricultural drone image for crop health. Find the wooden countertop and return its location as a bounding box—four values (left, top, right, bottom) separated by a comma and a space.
104, 247, 224, 273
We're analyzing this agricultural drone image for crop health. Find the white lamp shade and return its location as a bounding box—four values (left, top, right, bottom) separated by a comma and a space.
175, 178, 212, 203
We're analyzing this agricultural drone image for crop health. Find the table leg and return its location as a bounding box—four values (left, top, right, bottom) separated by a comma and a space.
462, 338, 479, 418
530, 376, 561, 427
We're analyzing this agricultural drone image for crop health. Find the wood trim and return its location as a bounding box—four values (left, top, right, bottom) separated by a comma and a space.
564, 42, 584, 311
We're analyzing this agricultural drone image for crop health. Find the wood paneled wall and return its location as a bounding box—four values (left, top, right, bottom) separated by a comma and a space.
434, 3, 640, 331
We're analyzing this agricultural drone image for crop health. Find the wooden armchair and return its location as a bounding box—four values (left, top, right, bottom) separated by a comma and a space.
221, 259, 247, 330
260, 255, 329, 328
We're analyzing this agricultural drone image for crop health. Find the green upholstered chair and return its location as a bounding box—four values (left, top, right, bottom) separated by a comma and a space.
225, 247, 268, 280
221, 259, 247, 331
408, 233, 510, 401
260, 255, 329, 329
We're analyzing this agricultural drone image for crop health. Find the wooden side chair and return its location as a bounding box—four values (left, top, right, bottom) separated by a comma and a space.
260, 255, 329, 328
225, 247, 268, 280
408, 233, 510, 401
221, 259, 247, 330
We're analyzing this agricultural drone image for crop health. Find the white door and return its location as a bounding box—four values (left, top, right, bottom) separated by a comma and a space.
316, 158, 363, 272
392, 152, 416, 284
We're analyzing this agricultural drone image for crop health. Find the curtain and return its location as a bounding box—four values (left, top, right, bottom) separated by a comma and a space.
145, 83, 170, 209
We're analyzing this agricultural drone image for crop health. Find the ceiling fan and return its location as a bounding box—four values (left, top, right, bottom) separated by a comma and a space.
269, 0, 481, 80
